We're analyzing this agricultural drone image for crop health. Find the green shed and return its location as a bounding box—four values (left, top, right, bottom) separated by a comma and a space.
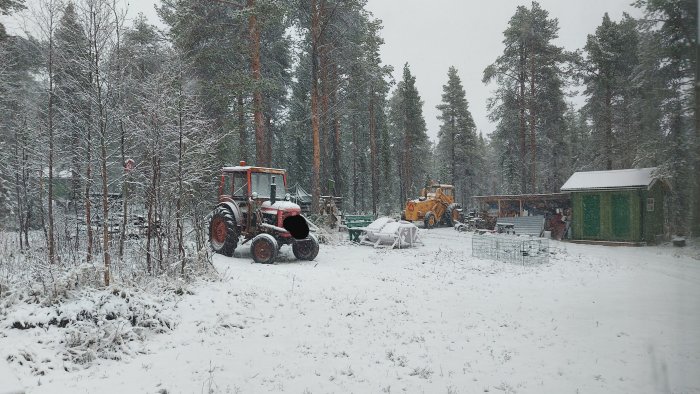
561, 167, 669, 244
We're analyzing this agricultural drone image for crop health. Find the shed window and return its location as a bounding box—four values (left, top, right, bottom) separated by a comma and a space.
647, 197, 655, 212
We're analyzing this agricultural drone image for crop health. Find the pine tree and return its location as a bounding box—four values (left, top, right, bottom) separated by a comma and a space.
436, 66, 477, 205
580, 13, 639, 170
484, 2, 569, 193
389, 63, 429, 206
634, 0, 697, 235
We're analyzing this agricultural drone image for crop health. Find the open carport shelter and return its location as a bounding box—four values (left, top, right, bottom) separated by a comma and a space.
561, 167, 668, 244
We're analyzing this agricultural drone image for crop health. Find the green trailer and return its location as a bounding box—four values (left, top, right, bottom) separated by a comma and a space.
561, 167, 669, 244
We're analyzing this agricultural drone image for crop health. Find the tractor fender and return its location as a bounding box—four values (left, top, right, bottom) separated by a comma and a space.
217, 201, 243, 228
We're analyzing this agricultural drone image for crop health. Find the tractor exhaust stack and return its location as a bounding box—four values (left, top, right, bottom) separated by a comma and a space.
270, 176, 277, 204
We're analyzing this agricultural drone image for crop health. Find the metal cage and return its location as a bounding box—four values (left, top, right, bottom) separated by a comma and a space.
472, 233, 549, 265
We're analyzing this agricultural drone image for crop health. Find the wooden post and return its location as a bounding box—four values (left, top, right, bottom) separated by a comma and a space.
519, 199, 523, 216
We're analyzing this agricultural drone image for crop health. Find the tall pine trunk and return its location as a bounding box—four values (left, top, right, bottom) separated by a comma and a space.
319, 41, 330, 194
369, 89, 377, 215
177, 95, 185, 275
238, 94, 247, 161
518, 44, 527, 194
352, 115, 358, 212
604, 85, 613, 170
248, 0, 266, 166
331, 63, 341, 197
693, 43, 700, 237
529, 58, 537, 193
310, 0, 322, 212
450, 116, 455, 186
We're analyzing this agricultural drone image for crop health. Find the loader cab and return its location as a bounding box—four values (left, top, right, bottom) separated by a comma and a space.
422, 184, 453, 199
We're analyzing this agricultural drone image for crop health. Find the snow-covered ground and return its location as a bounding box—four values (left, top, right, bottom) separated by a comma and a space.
2, 228, 699, 393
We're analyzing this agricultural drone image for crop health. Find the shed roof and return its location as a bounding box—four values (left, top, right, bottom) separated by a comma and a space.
561, 167, 660, 191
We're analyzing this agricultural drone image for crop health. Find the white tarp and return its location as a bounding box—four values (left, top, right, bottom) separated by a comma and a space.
360, 217, 420, 248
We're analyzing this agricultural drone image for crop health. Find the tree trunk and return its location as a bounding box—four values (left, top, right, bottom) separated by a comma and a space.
450, 114, 455, 186
332, 64, 341, 198
115, 11, 127, 262
248, 0, 266, 166
352, 115, 358, 212
604, 85, 613, 170
319, 39, 330, 194
692, 42, 700, 237
266, 113, 273, 165
146, 153, 156, 274
13, 128, 24, 250
310, 0, 322, 212
85, 125, 93, 263
238, 94, 247, 161
177, 73, 186, 275
529, 58, 537, 193
92, 11, 111, 286
518, 43, 527, 194
369, 89, 377, 215
47, 16, 56, 264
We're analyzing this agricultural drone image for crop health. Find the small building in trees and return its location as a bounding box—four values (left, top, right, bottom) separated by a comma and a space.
561, 167, 669, 244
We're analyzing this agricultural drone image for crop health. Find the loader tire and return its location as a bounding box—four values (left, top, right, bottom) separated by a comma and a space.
443, 203, 461, 227
293, 233, 319, 261
209, 206, 238, 257
424, 211, 437, 229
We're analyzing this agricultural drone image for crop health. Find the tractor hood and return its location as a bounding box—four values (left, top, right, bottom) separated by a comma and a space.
261, 200, 301, 213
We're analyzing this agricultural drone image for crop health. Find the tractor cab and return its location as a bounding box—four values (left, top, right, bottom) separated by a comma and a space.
219, 162, 289, 203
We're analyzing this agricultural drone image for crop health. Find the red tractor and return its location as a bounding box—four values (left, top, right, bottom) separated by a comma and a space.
209, 161, 319, 264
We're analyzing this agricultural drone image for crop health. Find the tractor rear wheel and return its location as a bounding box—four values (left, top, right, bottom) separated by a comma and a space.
292, 233, 319, 261
209, 206, 238, 257
251, 234, 278, 264
424, 211, 437, 229
443, 203, 461, 227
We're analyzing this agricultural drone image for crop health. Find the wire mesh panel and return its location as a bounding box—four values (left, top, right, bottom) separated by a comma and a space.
472, 233, 549, 265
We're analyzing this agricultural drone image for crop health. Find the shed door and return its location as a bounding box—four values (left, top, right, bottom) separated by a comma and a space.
611, 193, 630, 239
582, 194, 600, 237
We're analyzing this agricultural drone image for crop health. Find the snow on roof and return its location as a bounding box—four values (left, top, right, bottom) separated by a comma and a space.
561, 167, 660, 191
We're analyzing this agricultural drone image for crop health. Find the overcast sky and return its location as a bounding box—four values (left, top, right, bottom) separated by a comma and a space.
4, 0, 642, 141
363, 0, 642, 141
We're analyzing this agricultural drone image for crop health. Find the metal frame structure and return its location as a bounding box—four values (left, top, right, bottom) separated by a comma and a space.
471, 233, 549, 265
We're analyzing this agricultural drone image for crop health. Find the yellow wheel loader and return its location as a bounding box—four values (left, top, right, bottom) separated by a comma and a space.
401, 182, 461, 229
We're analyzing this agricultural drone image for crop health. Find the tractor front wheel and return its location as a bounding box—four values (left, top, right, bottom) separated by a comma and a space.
292, 233, 319, 261
251, 234, 278, 264
209, 206, 238, 257
424, 211, 437, 229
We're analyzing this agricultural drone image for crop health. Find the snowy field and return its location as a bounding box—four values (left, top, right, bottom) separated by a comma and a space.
2, 228, 700, 394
